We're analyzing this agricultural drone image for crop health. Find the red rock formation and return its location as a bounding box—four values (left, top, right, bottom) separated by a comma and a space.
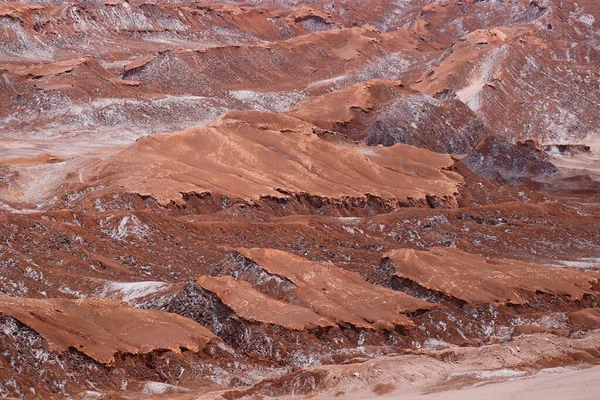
289, 79, 491, 153
0, 296, 257, 398
381, 247, 599, 306
82, 110, 464, 207
0, 0, 599, 398
464, 134, 558, 182
0, 295, 216, 364
216, 248, 434, 329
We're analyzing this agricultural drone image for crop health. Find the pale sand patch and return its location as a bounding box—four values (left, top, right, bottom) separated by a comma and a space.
361, 365, 600, 400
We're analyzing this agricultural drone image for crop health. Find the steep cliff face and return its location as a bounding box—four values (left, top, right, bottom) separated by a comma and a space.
0, 0, 599, 399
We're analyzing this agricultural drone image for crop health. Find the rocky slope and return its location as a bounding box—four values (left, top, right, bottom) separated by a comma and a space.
0, 0, 599, 399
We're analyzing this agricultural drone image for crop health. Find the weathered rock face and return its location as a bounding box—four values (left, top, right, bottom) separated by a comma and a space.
154, 249, 436, 365
288, 79, 491, 154
0, 296, 260, 398
213, 249, 433, 329
367, 247, 600, 354
362, 94, 490, 154
0, 296, 217, 364
222, 329, 600, 400
78, 110, 464, 208
464, 135, 558, 182
379, 247, 599, 306
0, 0, 600, 399
141, 246, 600, 370
412, 16, 600, 144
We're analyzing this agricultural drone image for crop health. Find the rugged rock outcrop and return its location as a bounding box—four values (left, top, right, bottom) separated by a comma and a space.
464, 135, 558, 182
0, 296, 216, 364
156, 249, 435, 365
288, 79, 491, 153
379, 247, 600, 306
0, 296, 257, 398
79, 110, 464, 208
413, 20, 600, 144
214, 248, 434, 329
0, 0, 599, 398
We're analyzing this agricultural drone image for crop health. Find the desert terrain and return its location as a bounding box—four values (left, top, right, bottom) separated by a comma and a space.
0, 0, 599, 399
